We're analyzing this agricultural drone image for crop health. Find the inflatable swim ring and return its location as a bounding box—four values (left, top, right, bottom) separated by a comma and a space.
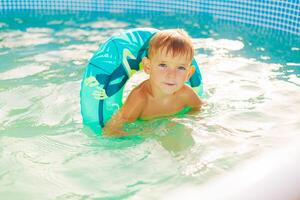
80, 28, 203, 128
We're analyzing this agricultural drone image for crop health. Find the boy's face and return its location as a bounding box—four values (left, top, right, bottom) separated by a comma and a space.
143, 48, 195, 95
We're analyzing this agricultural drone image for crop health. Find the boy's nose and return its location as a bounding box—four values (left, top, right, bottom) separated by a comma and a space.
166, 68, 176, 79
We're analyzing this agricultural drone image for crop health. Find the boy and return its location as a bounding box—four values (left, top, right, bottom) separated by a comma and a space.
103, 29, 203, 136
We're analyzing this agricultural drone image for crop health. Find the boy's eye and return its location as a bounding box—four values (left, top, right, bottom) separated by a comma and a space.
158, 64, 167, 68
177, 66, 186, 71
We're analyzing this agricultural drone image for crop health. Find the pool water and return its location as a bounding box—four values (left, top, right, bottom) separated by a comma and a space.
0, 11, 299, 199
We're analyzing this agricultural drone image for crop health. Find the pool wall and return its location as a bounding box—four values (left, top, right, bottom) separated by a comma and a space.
1, 0, 299, 35
164, 138, 300, 200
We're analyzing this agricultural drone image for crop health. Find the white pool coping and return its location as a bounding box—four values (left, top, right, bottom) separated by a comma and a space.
164, 137, 300, 200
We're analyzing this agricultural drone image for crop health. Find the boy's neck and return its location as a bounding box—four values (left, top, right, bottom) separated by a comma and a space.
146, 80, 173, 100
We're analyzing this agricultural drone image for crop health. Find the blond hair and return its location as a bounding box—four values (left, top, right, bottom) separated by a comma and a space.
148, 29, 194, 62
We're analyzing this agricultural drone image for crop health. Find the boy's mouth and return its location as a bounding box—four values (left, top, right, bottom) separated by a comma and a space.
164, 82, 176, 86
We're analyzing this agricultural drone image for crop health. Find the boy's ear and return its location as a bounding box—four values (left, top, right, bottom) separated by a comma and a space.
142, 57, 151, 74
186, 65, 195, 80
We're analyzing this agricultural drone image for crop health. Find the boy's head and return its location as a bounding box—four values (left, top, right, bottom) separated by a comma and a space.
147, 29, 194, 63
142, 29, 196, 95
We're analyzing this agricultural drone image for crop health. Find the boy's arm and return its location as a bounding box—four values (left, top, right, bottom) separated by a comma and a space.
102, 89, 145, 137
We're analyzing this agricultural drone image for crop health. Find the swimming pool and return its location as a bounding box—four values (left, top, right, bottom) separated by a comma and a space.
0, 1, 299, 199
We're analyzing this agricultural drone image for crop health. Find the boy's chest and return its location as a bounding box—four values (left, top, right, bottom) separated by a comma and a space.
140, 97, 185, 119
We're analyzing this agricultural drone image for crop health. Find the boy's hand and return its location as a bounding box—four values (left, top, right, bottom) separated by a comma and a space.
102, 110, 131, 137
102, 126, 128, 137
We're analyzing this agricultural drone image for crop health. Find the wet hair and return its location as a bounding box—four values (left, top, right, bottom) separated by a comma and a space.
148, 29, 194, 62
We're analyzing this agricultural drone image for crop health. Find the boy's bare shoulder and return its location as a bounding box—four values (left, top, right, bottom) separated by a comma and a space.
178, 84, 202, 106
120, 81, 148, 122
122, 80, 148, 110
178, 84, 197, 97
127, 80, 148, 102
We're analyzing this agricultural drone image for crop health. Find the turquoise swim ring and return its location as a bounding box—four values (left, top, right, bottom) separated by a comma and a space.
80, 28, 203, 128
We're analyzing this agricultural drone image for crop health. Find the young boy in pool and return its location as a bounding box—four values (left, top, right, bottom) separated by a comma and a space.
103, 29, 203, 136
